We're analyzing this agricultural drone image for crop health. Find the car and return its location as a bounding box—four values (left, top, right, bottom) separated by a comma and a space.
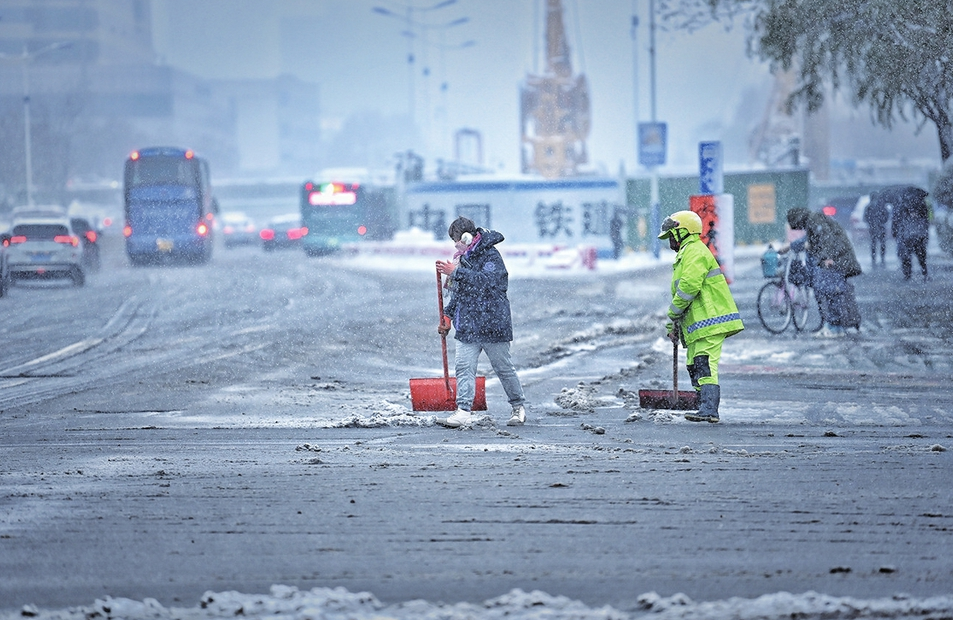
6, 214, 86, 286
816, 195, 860, 232
219, 211, 258, 248
260, 213, 306, 252
70, 216, 102, 272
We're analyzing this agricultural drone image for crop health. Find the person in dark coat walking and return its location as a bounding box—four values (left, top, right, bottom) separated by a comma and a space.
609, 210, 625, 259
786, 208, 863, 337
435, 217, 526, 428
863, 191, 890, 269
890, 187, 931, 281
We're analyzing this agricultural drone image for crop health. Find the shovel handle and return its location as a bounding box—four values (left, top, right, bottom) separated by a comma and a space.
436, 268, 453, 396
673, 338, 679, 402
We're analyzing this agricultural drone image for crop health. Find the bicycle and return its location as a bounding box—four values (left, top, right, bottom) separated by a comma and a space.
757, 248, 824, 334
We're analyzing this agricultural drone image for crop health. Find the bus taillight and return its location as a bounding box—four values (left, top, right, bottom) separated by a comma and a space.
123, 225, 132, 238
129, 151, 139, 160
196, 222, 209, 236
357, 225, 367, 236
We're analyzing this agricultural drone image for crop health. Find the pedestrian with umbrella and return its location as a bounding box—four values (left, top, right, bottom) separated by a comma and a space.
888, 185, 931, 281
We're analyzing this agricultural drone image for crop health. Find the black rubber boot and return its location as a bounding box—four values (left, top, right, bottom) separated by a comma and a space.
685, 384, 720, 423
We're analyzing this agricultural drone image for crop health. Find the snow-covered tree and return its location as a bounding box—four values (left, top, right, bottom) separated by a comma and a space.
659, 0, 953, 163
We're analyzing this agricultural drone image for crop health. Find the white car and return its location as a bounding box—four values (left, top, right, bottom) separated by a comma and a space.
219, 211, 258, 248
6, 214, 86, 286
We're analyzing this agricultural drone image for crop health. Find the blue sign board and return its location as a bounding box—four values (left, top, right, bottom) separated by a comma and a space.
699, 140, 723, 194
638, 122, 667, 168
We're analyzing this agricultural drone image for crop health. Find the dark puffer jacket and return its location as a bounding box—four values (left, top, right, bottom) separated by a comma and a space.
788, 208, 862, 278
444, 229, 513, 344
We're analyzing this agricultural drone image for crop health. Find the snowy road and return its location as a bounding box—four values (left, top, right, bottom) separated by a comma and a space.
1, 236, 951, 617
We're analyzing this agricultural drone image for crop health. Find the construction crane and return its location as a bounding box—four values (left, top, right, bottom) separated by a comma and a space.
520, 0, 591, 178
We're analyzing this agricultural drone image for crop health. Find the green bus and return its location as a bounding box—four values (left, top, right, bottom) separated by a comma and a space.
299, 180, 395, 256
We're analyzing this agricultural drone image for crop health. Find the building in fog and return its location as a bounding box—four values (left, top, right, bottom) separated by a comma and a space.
0, 0, 320, 206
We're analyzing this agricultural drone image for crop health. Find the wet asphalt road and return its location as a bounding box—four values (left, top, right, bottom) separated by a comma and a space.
0, 235, 951, 612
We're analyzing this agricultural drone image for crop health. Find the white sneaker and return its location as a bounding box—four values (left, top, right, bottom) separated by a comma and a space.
507, 405, 526, 426
437, 408, 472, 428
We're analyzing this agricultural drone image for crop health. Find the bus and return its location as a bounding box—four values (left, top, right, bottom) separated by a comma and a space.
299, 179, 395, 256
123, 147, 217, 265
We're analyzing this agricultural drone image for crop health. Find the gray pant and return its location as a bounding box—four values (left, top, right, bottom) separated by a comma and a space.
455, 340, 525, 411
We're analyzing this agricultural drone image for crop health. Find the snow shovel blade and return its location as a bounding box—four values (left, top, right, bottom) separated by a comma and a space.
637, 389, 699, 410
409, 376, 487, 412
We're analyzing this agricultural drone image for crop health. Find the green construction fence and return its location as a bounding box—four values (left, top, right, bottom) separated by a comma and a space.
625, 168, 810, 250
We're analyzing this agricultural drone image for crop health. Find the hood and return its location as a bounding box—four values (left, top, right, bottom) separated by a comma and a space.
786, 207, 810, 230
474, 228, 504, 250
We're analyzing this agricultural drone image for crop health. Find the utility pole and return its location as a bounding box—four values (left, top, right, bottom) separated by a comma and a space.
648, 0, 661, 258
0, 41, 71, 207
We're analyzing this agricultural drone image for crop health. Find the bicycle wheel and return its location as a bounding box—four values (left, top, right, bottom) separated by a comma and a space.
792, 285, 824, 332
757, 280, 792, 334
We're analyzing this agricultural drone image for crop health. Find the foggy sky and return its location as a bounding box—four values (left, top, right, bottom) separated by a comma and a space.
150, 0, 939, 175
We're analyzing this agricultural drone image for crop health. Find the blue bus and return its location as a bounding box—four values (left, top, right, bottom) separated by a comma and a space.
299, 180, 395, 256
123, 147, 216, 265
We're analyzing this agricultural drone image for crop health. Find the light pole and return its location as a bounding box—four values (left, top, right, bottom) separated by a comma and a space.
0, 41, 71, 207
372, 1, 463, 132
433, 37, 475, 159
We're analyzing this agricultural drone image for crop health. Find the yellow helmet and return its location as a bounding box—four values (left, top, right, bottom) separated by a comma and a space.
658, 210, 703, 239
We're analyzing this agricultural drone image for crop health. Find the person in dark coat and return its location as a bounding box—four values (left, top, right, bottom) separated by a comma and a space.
435, 217, 526, 428
609, 210, 625, 259
890, 187, 930, 280
863, 191, 890, 269
786, 208, 862, 337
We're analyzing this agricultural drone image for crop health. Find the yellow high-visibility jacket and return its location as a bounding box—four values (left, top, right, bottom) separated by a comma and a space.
668, 235, 744, 343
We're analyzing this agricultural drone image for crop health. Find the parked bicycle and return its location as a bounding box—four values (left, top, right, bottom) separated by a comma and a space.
757, 246, 823, 334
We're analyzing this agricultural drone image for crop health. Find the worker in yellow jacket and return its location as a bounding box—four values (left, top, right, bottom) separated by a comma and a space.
658, 210, 744, 423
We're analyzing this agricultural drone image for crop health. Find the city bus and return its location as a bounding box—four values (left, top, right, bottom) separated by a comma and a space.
123, 147, 217, 265
299, 179, 395, 256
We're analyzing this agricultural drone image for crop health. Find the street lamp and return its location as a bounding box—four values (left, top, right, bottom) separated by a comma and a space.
372, 1, 465, 130
0, 41, 71, 207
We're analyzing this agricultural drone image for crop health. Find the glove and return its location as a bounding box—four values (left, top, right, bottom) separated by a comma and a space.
437, 315, 452, 336
666, 320, 680, 343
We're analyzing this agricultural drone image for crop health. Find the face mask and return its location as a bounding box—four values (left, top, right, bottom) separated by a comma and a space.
669, 235, 680, 251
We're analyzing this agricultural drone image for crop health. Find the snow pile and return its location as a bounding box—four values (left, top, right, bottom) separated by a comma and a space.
553, 382, 617, 413
9, 586, 953, 620
328, 400, 435, 428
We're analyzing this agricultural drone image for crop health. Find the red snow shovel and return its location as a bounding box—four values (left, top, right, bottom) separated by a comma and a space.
638, 330, 699, 410
409, 267, 486, 412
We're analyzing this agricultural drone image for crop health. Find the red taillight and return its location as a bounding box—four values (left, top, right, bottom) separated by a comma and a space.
123, 225, 132, 237
85, 230, 97, 243
260, 229, 275, 241
223, 225, 235, 234
54, 235, 80, 247
357, 225, 367, 236
10, 235, 27, 244
103, 217, 112, 227
822, 205, 837, 217
287, 227, 304, 240
185, 150, 194, 159
130, 151, 140, 160
196, 222, 209, 236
